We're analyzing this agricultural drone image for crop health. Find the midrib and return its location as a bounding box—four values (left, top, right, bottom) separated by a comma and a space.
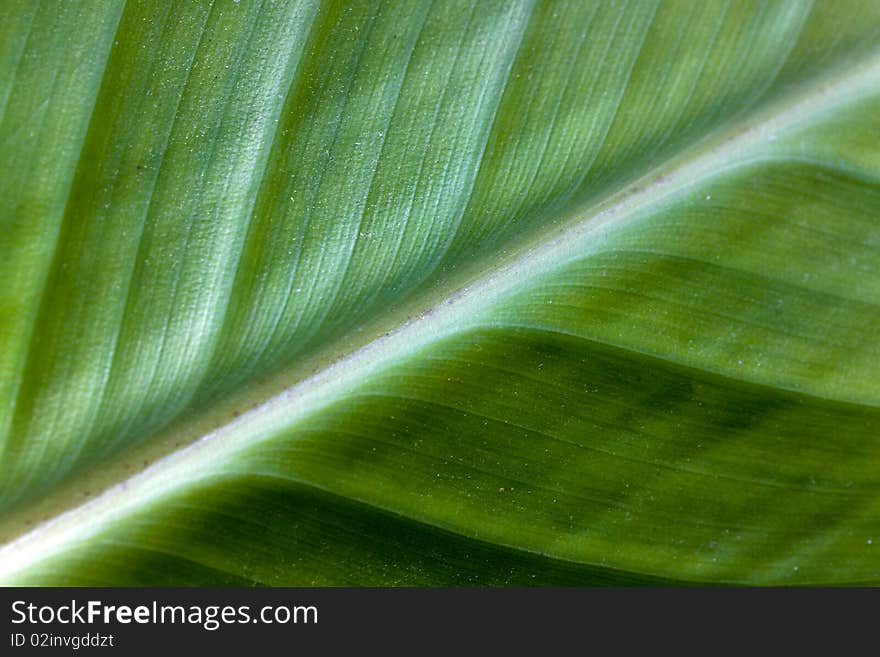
1, 51, 878, 581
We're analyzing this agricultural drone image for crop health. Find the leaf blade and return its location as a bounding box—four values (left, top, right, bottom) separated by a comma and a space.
2, 0, 880, 585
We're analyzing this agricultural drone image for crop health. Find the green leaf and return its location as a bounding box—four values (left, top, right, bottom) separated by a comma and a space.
1, 0, 879, 585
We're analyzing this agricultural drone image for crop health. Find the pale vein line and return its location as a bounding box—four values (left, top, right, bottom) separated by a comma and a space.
68, 2, 215, 467
201, 0, 322, 398
0, 46, 878, 581
311, 1, 432, 336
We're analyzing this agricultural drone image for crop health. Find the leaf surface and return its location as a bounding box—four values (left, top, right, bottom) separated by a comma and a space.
1, 0, 880, 585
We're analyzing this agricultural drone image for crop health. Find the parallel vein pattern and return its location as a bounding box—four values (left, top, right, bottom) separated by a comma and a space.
1, 0, 879, 585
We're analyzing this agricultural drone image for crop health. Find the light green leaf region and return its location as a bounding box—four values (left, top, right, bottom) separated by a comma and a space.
1, 0, 879, 585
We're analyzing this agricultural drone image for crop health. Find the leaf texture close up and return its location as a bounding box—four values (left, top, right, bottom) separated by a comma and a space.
1, 0, 880, 585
